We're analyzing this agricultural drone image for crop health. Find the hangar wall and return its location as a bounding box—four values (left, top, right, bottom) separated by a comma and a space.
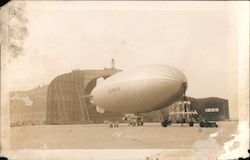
46, 68, 122, 124
9, 85, 48, 126
189, 97, 229, 121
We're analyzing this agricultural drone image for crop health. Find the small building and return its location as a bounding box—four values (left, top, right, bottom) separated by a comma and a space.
189, 97, 229, 121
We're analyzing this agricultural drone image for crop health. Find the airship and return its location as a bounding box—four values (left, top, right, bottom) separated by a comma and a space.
90, 65, 187, 114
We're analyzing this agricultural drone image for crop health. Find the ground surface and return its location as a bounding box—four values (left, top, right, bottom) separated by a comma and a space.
11, 121, 238, 149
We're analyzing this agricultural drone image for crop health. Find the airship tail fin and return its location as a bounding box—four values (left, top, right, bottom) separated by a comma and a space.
83, 94, 104, 113
96, 106, 105, 113
96, 77, 105, 86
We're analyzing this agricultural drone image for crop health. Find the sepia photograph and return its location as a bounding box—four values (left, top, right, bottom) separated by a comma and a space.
0, 1, 249, 160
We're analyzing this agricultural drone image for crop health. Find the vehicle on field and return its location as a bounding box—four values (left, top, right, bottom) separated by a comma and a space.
123, 114, 143, 126
128, 116, 143, 126
199, 120, 218, 128
161, 119, 171, 127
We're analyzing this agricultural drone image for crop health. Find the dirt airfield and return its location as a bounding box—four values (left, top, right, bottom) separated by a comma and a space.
11, 121, 237, 150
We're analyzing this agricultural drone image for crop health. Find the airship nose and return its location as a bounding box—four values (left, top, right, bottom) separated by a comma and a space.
174, 70, 188, 97
159, 66, 187, 98
177, 70, 188, 91
181, 81, 188, 93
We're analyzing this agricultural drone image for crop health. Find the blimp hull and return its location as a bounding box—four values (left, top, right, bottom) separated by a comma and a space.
91, 65, 187, 114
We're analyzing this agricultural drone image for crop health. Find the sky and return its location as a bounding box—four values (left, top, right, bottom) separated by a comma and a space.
3, 1, 248, 119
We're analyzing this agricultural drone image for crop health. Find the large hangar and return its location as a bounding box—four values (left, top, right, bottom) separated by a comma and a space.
9, 61, 230, 126
46, 68, 122, 124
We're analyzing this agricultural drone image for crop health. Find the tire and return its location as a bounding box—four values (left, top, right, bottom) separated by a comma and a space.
163, 124, 168, 127
189, 122, 194, 127
161, 120, 168, 127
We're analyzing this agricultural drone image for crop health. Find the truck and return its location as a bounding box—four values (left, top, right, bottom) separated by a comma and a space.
123, 114, 144, 126
199, 120, 218, 128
